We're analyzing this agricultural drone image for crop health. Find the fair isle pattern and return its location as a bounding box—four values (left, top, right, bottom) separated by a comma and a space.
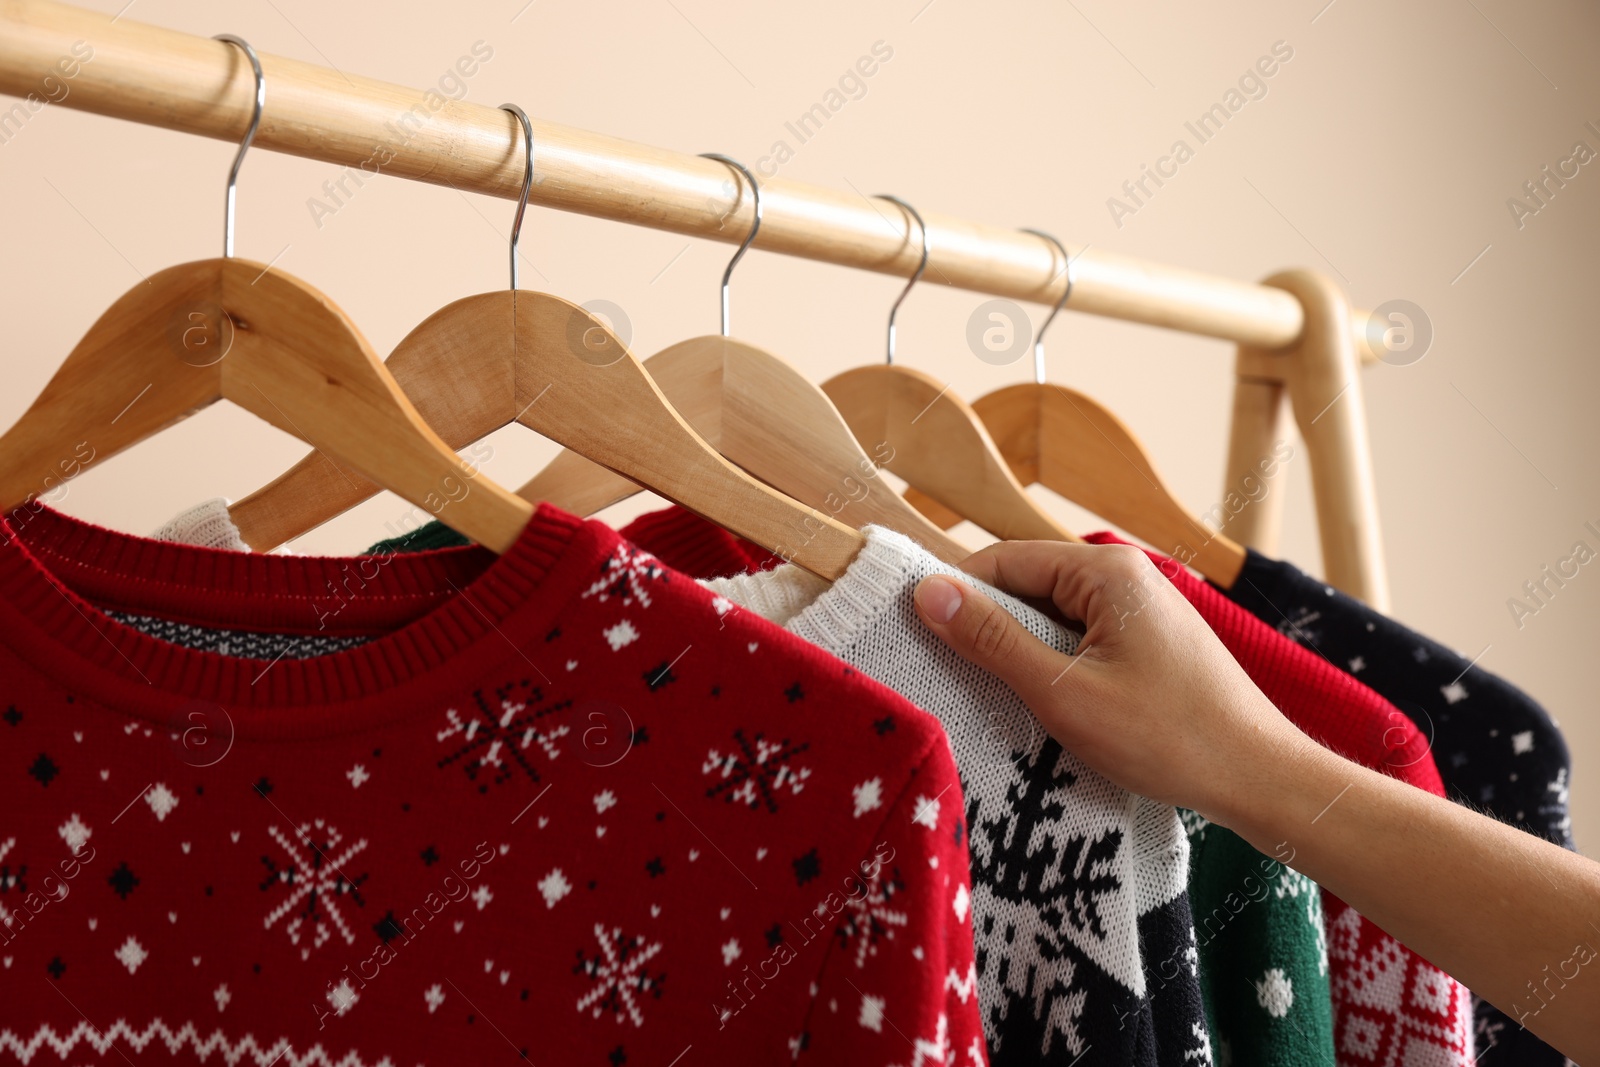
0, 1018, 399, 1066
0, 507, 986, 1065
1326, 901, 1473, 1065
697, 525, 1207, 1067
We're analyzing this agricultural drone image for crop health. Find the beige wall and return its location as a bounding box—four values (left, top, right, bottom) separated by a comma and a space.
5, 0, 1598, 850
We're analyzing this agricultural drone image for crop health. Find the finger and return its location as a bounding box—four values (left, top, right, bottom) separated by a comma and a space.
958, 540, 1165, 632
913, 574, 1087, 706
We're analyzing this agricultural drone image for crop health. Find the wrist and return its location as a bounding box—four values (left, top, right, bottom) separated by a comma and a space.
1196, 705, 1346, 847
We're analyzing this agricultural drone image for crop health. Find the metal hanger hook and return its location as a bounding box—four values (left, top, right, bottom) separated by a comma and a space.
1021, 228, 1074, 385
500, 104, 535, 291
699, 153, 762, 337
876, 194, 929, 366
213, 35, 264, 259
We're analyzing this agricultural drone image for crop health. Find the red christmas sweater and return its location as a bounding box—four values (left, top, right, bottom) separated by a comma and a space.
614, 508, 1475, 1067
0, 504, 985, 1067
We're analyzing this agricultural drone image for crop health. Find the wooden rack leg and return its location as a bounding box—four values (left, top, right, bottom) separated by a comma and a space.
1220, 369, 1289, 556
1232, 270, 1389, 611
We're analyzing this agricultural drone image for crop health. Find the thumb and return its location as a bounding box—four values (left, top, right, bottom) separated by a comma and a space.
913, 574, 1081, 705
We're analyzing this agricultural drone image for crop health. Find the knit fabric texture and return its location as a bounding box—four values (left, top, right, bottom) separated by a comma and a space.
1082, 532, 1474, 1067
1218, 547, 1576, 1064
693, 527, 1211, 1067
149, 498, 251, 553
0, 504, 987, 1066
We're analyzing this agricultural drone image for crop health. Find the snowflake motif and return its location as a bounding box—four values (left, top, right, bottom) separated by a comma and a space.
851, 778, 883, 818
424, 984, 445, 1013
574, 923, 666, 1027
910, 795, 941, 830
213, 983, 231, 1013
259, 819, 370, 952
702, 730, 812, 813
538, 868, 572, 909
833, 863, 908, 968
58, 814, 91, 855
603, 620, 640, 651
144, 783, 179, 822
1254, 967, 1294, 1018
858, 994, 886, 1032
436, 679, 573, 790
581, 543, 667, 609
114, 935, 148, 974
327, 979, 359, 1016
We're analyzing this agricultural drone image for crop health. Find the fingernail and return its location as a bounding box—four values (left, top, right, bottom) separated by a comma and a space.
916, 575, 963, 623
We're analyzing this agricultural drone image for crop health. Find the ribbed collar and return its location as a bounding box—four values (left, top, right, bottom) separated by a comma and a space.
0, 503, 596, 740
703, 525, 914, 654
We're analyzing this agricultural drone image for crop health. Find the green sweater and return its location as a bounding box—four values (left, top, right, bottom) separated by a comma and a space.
1180, 810, 1334, 1065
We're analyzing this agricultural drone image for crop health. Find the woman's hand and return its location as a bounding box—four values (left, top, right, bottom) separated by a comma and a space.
914, 539, 1600, 1065
912, 540, 1315, 825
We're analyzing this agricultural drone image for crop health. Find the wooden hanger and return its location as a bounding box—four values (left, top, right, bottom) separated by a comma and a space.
0, 36, 532, 553
515, 155, 969, 565
819, 196, 1078, 544
229, 109, 865, 579
903, 229, 1246, 585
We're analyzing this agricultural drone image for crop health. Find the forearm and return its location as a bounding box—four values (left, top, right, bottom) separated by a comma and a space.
1215, 733, 1600, 1063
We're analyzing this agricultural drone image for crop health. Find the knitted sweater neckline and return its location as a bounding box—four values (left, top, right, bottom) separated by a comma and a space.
0, 503, 591, 738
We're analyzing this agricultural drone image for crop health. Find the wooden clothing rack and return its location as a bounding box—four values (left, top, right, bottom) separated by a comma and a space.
0, 0, 1392, 610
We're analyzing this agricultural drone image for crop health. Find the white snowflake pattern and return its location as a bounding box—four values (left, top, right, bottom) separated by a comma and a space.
952, 883, 969, 923
857, 993, 886, 1033
594, 790, 618, 813
259, 820, 370, 952
580, 543, 666, 609
575, 923, 665, 1027
424, 984, 445, 1013
1440, 681, 1468, 704
471, 884, 493, 911
114, 935, 148, 974
1348, 655, 1366, 673
1512, 730, 1535, 755
910, 795, 941, 830
852, 778, 883, 818
213, 983, 231, 1013
721, 938, 741, 966
346, 764, 370, 789
1254, 967, 1294, 1018
603, 620, 640, 651
435, 680, 572, 790
702, 731, 812, 812
538, 868, 573, 909
834, 863, 909, 968
144, 783, 179, 822
58, 814, 91, 855
327, 979, 359, 1016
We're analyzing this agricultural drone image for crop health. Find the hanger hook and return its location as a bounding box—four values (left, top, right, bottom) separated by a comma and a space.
1020, 228, 1074, 385
876, 194, 929, 366
699, 153, 762, 338
500, 104, 535, 291
213, 35, 264, 259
